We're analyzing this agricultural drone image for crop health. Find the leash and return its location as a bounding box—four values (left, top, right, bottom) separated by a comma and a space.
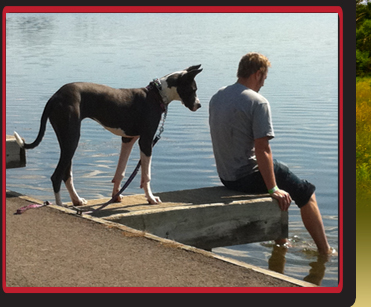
14, 201, 52, 215
73, 83, 168, 216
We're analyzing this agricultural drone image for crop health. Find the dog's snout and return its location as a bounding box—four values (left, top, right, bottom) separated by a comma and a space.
192, 97, 201, 111
192, 103, 201, 111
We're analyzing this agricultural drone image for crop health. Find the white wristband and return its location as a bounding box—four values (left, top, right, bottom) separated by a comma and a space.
268, 185, 279, 194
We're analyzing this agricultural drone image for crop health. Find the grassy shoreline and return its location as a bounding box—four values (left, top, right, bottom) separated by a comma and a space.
356, 76, 371, 201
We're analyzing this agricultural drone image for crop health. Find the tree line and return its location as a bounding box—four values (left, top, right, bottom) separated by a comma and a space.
357, 0, 371, 76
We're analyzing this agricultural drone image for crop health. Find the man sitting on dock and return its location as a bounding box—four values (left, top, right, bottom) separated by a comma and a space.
208, 52, 333, 255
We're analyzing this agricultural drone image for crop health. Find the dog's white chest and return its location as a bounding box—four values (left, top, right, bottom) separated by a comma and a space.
93, 119, 136, 138
104, 126, 128, 137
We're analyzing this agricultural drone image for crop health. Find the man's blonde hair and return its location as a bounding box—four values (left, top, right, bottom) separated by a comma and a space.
237, 52, 271, 79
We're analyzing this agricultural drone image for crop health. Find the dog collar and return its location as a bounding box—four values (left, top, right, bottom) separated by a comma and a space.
152, 78, 162, 90
146, 78, 167, 113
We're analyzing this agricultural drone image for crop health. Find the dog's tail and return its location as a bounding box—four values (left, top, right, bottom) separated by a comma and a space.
14, 101, 51, 150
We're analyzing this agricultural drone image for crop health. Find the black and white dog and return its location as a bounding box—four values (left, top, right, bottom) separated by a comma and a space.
14, 65, 202, 207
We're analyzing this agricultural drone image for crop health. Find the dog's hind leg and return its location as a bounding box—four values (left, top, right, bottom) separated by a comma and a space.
50, 108, 85, 206
51, 151, 77, 207
52, 140, 86, 206
64, 164, 87, 206
111, 136, 139, 202
51, 145, 86, 206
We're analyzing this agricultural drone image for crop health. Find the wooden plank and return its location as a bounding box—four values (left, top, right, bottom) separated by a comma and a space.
6, 135, 26, 169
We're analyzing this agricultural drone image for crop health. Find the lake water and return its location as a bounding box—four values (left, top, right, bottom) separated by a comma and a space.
5, 12, 339, 287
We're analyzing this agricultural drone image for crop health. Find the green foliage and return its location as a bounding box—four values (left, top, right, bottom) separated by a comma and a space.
356, 1, 371, 77
357, 19, 371, 50
357, 0, 370, 25
356, 78, 371, 198
357, 49, 371, 76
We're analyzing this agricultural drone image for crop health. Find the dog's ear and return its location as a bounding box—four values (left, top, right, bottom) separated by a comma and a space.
185, 64, 202, 72
184, 67, 202, 80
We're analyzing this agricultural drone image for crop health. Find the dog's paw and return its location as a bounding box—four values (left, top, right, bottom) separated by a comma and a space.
147, 196, 161, 204
73, 198, 87, 206
112, 194, 124, 203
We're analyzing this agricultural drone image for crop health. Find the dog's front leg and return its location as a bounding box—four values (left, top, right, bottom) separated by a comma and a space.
112, 136, 139, 202
140, 151, 161, 204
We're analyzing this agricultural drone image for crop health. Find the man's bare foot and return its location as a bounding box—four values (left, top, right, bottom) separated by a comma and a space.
319, 246, 338, 257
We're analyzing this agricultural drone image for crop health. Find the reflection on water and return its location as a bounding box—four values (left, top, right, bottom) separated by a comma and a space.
303, 255, 329, 286
268, 245, 331, 286
6, 13, 338, 287
214, 234, 338, 287
268, 245, 287, 275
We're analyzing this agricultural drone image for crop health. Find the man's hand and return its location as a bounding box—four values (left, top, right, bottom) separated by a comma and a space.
270, 189, 292, 211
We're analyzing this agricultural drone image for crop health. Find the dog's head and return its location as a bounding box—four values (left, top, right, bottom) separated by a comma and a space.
163, 65, 203, 111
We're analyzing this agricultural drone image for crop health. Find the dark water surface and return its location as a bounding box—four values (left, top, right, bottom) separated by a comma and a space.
6, 13, 339, 287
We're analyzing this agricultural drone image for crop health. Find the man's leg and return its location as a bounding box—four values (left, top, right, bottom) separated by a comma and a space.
300, 193, 331, 254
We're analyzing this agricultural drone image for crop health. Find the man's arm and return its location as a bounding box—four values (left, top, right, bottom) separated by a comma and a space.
255, 136, 292, 211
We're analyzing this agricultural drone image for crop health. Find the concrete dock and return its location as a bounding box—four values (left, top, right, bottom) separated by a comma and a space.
69, 187, 288, 251
5, 189, 316, 289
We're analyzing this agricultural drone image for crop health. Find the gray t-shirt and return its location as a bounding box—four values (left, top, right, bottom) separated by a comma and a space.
209, 82, 274, 181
